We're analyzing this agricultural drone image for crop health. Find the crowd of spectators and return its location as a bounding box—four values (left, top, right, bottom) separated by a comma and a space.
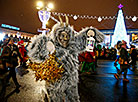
96, 44, 138, 61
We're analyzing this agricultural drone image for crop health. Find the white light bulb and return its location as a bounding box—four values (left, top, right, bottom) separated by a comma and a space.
73, 15, 78, 20
132, 16, 137, 22
98, 17, 102, 22
48, 3, 54, 9
37, 1, 44, 9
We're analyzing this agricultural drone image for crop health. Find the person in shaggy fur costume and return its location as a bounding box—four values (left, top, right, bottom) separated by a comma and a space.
27, 16, 104, 102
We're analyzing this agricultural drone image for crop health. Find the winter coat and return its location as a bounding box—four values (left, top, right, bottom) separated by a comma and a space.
1, 44, 22, 67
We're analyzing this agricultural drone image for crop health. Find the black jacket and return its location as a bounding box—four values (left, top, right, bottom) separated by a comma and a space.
120, 47, 129, 63
1, 44, 23, 67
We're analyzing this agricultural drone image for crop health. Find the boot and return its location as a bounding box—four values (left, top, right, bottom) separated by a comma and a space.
114, 73, 119, 80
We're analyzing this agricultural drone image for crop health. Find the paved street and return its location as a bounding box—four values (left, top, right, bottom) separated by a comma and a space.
1, 59, 138, 102
79, 60, 138, 102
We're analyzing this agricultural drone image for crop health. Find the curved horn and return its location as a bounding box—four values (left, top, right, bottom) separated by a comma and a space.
58, 15, 64, 26
65, 15, 69, 26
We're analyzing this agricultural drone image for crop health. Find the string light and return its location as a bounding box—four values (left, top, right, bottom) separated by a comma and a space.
98, 17, 102, 22
132, 16, 137, 22
73, 15, 78, 20
51, 12, 137, 22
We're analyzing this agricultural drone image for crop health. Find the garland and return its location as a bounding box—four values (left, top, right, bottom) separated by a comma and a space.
28, 51, 64, 85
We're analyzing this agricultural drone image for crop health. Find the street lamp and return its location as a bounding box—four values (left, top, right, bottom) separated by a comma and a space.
47, 3, 54, 10
36, 1, 44, 9
36, 1, 54, 35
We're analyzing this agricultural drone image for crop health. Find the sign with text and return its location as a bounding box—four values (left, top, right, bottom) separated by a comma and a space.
1, 24, 20, 30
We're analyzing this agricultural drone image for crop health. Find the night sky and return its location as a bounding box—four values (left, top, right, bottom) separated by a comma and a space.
0, 0, 138, 34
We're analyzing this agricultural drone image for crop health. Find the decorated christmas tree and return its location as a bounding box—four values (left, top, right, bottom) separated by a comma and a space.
111, 4, 129, 47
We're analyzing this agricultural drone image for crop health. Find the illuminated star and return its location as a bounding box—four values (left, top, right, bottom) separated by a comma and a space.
118, 4, 123, 9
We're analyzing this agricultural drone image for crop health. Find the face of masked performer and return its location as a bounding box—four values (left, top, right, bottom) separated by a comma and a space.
57, 31, 70, 48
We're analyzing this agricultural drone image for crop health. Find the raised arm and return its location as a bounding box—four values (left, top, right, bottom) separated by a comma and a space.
74, 26, 105, 52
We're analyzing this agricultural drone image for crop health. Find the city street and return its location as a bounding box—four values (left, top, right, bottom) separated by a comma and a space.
79, 60, 138, 102
1, 59, 138, 102
0, 1, 138, 102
